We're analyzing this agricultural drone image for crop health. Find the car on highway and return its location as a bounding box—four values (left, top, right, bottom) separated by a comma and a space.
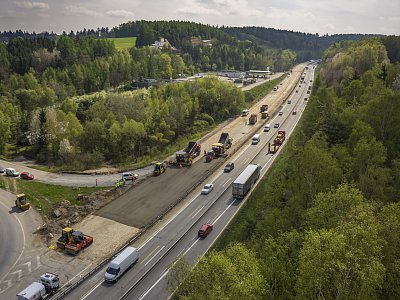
292, 111, 297, 115
198, 223, 213, 238
5, 168, 19, 177
20, 172, 34, 180
264, 123, 271, 132
274, 122, 280, 128
288, 100, 292, 104
201, 183, 214, 194
241, 109, 249, 116
224, 162, 235, 173
0, 166, 5, 173
304, 97, 308, 101
296, 90, 299, 93
279, 111, 283, 116
122, 172, 138, 181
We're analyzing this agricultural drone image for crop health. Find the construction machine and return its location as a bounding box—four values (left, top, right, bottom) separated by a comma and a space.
205, 150, 215, 162
261, 111, 269, 119
65, 231, 93, 255
260, 104, 268, 113
56, 227, 74, 250
212, 133, 233, 157
15, 193, 30, 211
153, 162, 166, 176
172, 141, 201, 167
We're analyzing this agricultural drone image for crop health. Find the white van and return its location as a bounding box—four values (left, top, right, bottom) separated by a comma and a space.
264, 124, 271, 132
251, 134, 260, 145
104, 246, 139, 283
241, 109, 249, 116
6, 168, 19, 177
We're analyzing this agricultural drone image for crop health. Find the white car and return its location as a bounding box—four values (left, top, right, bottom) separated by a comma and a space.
279, 111, 283, 116
274, 122, 280, 128
201, 184, 214, 195
122, 172, 138, 181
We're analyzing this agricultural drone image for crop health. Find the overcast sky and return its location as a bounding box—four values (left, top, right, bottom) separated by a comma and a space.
0, 0, 399, 35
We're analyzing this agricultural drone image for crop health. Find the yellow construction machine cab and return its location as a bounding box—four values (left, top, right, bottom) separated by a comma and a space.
153, 162, 166, 176
56, 227, 74, 249
16, 193, 30, 210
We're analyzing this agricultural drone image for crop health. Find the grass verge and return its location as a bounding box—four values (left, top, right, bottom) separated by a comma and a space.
0, 176, 104, 217
244, 74, 286, 104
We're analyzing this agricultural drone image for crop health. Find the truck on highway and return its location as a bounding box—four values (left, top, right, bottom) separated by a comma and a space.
232, 164, 261, 199
212, 133, 233, 157
248, 114, 257, 125
17, 273, 59, 300
173, 141, 201, 167
104, 246, 139, 283
268, 130, 286, 154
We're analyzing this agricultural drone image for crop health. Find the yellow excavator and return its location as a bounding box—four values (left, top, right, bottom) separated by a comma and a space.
15, 193, 30, 211
56, 227, 74, 250
153, 162, 166, 176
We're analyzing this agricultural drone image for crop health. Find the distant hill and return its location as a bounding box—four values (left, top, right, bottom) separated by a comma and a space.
222, 27, 380, 61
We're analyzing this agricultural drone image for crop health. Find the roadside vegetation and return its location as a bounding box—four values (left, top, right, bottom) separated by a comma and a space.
172, 37, 400, 299
0, 176, 102, 216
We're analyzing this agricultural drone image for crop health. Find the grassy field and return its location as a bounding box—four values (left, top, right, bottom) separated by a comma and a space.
0, 176, 104, 216
106, 37, 137, 50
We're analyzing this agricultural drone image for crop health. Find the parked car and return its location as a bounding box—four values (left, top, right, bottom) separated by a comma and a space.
274, 122, 280, 128
224, 162, 235, 173
198, 223, 213, 238
20, 172, 34, 180
0, 166, 5, 173
279, 111, 283, 116
122, 172, 138, 181
5, 168, 19, 177
201, 184, 214, 195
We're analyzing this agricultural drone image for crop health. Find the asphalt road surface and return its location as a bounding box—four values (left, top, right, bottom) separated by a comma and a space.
64, 63, 316, 300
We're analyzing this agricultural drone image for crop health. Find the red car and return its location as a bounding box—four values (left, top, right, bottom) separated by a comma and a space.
20, 172, 34, 180
198, 223, 213, 238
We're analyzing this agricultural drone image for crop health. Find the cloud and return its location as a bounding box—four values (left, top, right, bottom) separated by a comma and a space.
14, 1, 49, 10
177, 1, 222, 16
64, 5, 102, 17
106, 10, 134, 18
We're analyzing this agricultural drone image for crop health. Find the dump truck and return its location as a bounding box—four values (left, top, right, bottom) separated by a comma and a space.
260, 104, 268, 113
232, 164, 261, 199
56, 227, 74, 250
65, 231, 93, 255
173, 141, 201, 167
268, 130, 286, 154
15, 193, 30, 211
205, 150, 215, 162
17, 272, 59, 300
249, 114, 257, 125
261, 111, 269, 119
212, 133, 233, 157
153, 162, 166, 176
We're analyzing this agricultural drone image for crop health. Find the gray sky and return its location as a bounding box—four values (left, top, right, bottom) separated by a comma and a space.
0, 0, 399, 35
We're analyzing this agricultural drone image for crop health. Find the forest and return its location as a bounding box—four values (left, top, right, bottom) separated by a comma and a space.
0, 21, 296, 168
224, 26, 378, 62
171, 37, 400, 299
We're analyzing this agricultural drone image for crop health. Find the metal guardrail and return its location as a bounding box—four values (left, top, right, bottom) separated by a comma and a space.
50, 68, 303, 300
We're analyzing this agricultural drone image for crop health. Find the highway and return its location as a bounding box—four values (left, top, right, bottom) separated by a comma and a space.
65, 64, 316, 300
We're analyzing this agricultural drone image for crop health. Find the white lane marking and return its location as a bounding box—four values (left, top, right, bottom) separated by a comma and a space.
62, 263, 93, 289
138, 269, 169, 300
190, 205, 205, 220
140, 246, 160, 265
212, 199, 236, 225
261, 156, 274, 172
242, 157, 249, 165
138, 194, 198, 250
144, 246, 165, 266
222, 178, 231, 187
81, 277, 103, 300
0, 199, 26, 285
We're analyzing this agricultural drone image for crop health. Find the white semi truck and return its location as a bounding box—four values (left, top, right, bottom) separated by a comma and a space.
232, 164, 261, 199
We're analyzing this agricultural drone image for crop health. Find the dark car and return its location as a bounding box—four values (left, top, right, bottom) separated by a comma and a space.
0, 166, 5, 173
224, 162, 235, 173
198, 223, 213, 238
20, 172, 34, 180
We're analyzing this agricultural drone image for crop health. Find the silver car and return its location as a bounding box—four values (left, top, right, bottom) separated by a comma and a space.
201, 184, 214, 195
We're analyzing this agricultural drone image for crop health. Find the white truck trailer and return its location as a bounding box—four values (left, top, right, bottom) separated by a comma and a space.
232, 164, 261, 199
